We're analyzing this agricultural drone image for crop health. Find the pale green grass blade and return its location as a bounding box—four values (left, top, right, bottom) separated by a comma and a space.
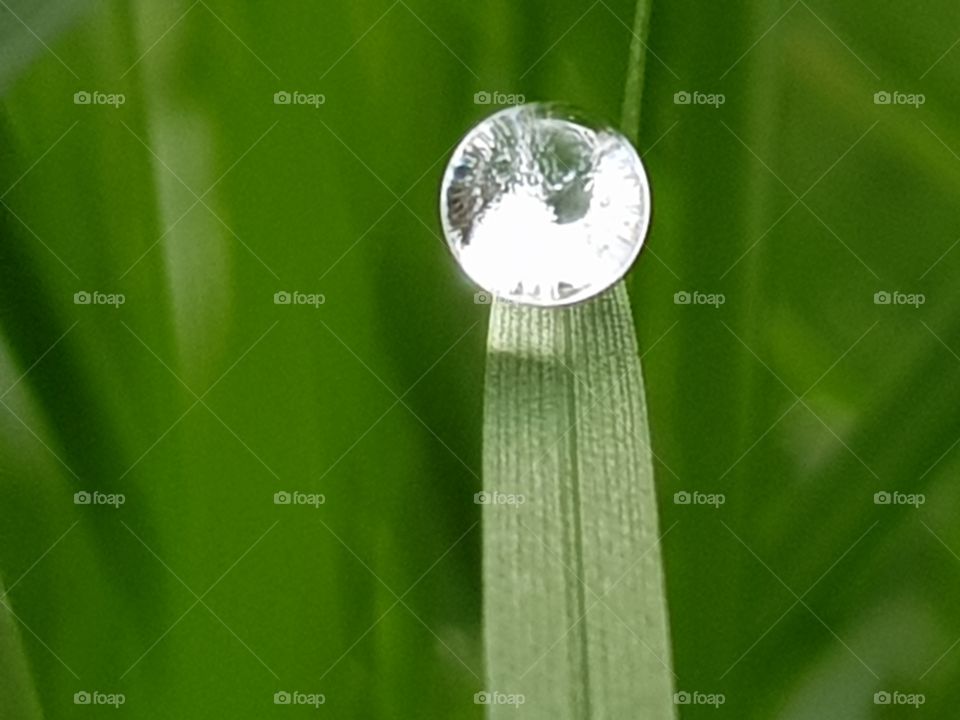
481, 0, 676, 714
0, 574, 44, 720
0, 0, 91, 94
483, 286, 675, 718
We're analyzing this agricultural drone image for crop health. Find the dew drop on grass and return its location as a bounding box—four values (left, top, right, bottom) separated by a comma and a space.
440, 102, 651, 307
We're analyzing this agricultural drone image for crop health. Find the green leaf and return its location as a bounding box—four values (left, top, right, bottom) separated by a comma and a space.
0, 573, 44, 720
481, 2, 676, 717
482, 288, 676, 718
0, 0, 91, 94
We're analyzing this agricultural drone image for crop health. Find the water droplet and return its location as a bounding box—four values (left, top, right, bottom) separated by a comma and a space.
440, 103, 651, 307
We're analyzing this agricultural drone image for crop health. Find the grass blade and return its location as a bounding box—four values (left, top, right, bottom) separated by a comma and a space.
482, 286, 676, 718
480, 0, 676, 715
0, 0, 91, 94
0, 574, 44, 720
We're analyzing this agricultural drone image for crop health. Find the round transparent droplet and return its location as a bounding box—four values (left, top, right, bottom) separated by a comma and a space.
440, 103, 651, 307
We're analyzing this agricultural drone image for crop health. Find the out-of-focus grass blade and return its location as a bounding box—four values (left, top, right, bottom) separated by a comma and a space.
481, 2, 676, 716
0, 573, 43, 720
0, 0, 91, 94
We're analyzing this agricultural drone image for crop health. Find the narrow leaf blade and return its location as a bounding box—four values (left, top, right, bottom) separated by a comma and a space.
483, 286, 676, 718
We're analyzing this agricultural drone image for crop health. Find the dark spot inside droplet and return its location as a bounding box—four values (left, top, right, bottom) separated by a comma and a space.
549, 180, 592, 223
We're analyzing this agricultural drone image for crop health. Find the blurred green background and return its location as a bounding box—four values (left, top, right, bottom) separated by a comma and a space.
1, 0, 958, 717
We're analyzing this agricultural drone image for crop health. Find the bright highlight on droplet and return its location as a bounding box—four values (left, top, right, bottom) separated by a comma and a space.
440, 103, 651, 307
